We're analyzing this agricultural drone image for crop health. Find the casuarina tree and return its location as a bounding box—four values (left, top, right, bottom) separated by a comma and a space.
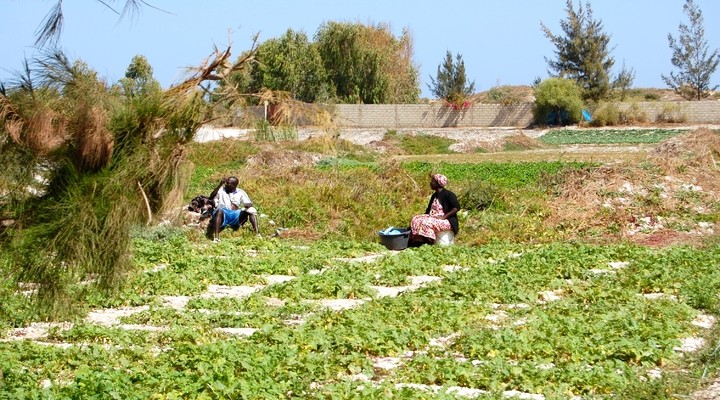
34, 1, 163, 47
541, 0, 614, 102
0, 45, 257, 317
662, 0, 719, 100
428, 51, 475, 107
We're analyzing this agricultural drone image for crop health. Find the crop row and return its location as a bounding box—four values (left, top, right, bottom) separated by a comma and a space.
2, 234, 719, 398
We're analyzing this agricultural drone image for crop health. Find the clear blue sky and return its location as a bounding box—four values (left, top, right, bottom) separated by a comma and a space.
2, 1, 719, 98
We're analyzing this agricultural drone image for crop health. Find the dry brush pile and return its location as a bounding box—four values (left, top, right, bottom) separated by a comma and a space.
547, 128, 720, 246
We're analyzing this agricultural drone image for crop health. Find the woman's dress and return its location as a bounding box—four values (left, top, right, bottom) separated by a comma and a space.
410, 198, 451, 240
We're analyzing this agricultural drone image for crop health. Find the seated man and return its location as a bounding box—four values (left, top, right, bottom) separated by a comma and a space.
208, 176, 259, 242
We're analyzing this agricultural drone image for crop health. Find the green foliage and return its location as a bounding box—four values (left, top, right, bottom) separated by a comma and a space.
117, 54, 161, 98
662, 0, 720, 100
0, 49, 217, 315
288, 136, 376, 163
540, 128, 684, 145
428, 51, 475, 105
403, 161, 588, 190
612, 61, 636, 101
623, 102, 649, 124
591, 102, 649, 127
253, 120, 298, 141
541, 0, 614, 102
383, 131, 457, 155
315, 21, 420, 104
484, 84, 524, 105
249, 29, 331, 103
185, 139, 257, 170
2, 239, 719, 397
458, 181, 498, 211
656, 103, 688, 123
316, 157, 377, 170
532, 78, 584, 126
590, 102, 621, 126
4, 111, 720, 397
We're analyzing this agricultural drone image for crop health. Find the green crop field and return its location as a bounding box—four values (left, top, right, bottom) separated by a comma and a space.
539, 128, 687, 145
2, 234, 719, 399
2, 127, 720, 399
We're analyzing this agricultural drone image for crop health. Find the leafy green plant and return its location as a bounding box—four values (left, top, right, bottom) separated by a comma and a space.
458, 181, 498, 211
484, 84, 524, 105
540, 128, 684, 145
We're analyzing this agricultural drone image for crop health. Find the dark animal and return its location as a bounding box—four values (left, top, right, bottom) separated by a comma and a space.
188, 195, 215, 219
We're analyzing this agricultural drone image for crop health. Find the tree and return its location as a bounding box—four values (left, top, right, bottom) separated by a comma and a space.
428, 51, 475, 106
532, 78, 584, 126
541, 0, 614, 102
662, 0, 720, 100
315, 21, 420, 104
0, 45, 256, 316
249, 29, 330, 103
118, 55, 161, 98
612, 61, 636, 100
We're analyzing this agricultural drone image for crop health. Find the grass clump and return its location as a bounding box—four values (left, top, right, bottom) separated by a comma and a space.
458, 180, 498, 211
590, 102, 649, 127
502, 134, 545, 151
288, 135, 376, 163
253, 120, 298, 141
656, 103, 688, 123
383, 130, 456, 154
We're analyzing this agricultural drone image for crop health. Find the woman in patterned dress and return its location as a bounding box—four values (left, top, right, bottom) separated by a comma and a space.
410, 174, 460, 245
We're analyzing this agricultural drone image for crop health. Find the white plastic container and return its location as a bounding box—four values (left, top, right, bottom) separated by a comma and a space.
435, 230, 454, 246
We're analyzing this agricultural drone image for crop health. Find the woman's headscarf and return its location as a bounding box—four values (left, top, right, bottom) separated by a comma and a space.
433, 174, 448, 187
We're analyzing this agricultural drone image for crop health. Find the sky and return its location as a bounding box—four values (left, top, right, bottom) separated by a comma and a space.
2, 1, 719, 99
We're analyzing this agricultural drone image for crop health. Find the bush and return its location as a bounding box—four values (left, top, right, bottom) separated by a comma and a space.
644, 92, 660, 101
254, 120, 298, 141
532, 78, 584, 126
656, 103, 688, 123
382, 131, 456, 155
590, 102, 621, 126
458, 180, 499, 211
484, 85, 524, 105
620, 102, 648, 124
590, 101, 648, 127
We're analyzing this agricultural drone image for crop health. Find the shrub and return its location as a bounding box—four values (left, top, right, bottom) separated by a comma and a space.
458, 180, 499, 211
383, 131, 456, 155
620, 102, 648, 124
590, 102, 621, 126
532, 78, 584, 126
644, 92, 660, 101
254, 120, 298, 141
590, 101, 649, 126
484, 85, 523, 105
656, 103, 688, 123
